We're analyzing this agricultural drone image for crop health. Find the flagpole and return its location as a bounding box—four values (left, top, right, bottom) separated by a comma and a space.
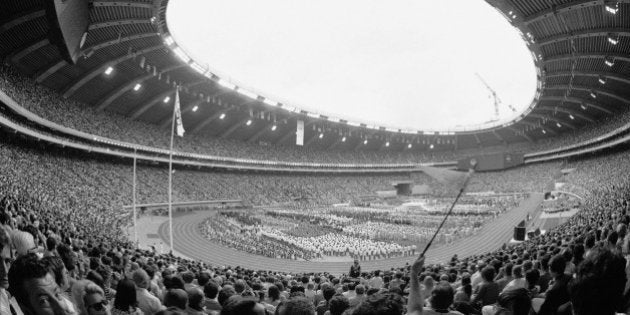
133, 148, 138, 246
168, 90, 177, 253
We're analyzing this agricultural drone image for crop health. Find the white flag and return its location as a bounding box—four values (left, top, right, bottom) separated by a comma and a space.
174, 90, 185, 137
296, 120, 304, 146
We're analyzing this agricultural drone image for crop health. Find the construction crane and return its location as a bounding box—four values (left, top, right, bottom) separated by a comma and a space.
475, 73, 517, 120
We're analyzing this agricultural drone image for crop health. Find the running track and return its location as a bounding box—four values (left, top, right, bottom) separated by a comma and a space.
158, 194, 543, 274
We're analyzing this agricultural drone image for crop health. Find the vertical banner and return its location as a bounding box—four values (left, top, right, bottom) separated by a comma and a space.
296, 120, 304, 146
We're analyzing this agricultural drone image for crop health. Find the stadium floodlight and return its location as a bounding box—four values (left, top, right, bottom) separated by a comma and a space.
133, 83, 142, 91
164, 36, 175, 46
237, 88, 258, 100
598, 76, 607, 85
246, 119, 252, 126
608, 35, 619, 45
556, 122, 562, 128
605, 4, 619, 14
342, 136, 346, 142
569, 114, 575, 120
385, 141, 390, 147
271, 124, 277, 131
172, 47, 191, 63
163, 96, 170, 103
604, 57, 615, 67
218, 79, 236, 90
263, 98, 279, 106
104, 66, 114, 75
219, 113, 226, 119
192, 105, 198, 112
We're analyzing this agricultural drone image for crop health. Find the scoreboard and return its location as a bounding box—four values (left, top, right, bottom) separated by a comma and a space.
457, 152, 524, 171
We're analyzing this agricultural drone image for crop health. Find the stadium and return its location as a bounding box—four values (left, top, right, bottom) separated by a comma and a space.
1, 0, 630, 314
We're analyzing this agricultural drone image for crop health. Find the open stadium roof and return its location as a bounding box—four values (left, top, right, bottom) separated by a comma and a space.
1, 0, 630, 151
167, 0, 538, 131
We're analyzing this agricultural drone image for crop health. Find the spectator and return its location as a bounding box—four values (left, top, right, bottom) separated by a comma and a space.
327, 294, 350, 315
471, 267, 499, 308
538, 255, 571, 315
132, 269, 164, 315
559, 247, 626, 315
112, 279, 143, 315
8, 253, 76, 315
185, 288, 205, 315
202, 281, 222, 314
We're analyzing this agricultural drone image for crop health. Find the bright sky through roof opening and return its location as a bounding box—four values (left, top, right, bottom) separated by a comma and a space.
167, 0, 537, 131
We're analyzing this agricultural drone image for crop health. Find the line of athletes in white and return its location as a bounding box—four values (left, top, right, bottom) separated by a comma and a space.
260, 228, 417, 261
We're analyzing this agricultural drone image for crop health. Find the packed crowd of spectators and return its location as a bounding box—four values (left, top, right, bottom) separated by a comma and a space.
3, 63, 630, 168
3, 64, 630, 315
1, 142, 630, 315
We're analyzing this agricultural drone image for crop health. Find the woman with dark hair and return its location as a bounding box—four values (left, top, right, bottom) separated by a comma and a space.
112, 278, 144, 315
263, 284, 282, 312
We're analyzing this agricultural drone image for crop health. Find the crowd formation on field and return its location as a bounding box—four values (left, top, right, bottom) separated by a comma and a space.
198, 196, 523, 262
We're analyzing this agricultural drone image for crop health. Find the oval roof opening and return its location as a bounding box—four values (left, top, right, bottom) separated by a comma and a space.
167, 0, 537, 131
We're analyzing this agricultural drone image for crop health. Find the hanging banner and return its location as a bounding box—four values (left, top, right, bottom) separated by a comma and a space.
296, 120, 304, 146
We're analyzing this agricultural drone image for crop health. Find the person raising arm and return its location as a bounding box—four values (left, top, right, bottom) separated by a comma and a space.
407, 255, 426, 315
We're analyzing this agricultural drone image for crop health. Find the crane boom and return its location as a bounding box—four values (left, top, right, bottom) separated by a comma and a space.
475, 72, 516, 119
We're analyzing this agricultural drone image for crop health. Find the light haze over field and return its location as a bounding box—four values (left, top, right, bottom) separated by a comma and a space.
167, 0, 538, 131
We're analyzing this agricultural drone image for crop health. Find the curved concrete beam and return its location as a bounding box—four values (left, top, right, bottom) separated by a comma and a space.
60, 44, 163, 98
544, 84, 630, 105
524, 0, 630, 25
5, 38, 49, 63
537, 29, 630, 46
545, 70, 630, 86
0, 10, 45, 34
539, 95, 613, 115
91, 1, 153, 9
535, 106, 595, 123
95, 63, 185, 111
89, 18, 151, 30
528, 113, 577, 130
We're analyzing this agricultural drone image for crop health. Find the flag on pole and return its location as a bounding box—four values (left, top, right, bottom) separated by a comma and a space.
174, 90, 185, 137
296, 120, 304, 146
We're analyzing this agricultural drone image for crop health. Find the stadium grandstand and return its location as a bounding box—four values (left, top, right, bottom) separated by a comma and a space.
1, 0, 630, 314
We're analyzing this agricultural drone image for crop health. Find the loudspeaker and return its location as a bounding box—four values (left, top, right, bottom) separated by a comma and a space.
514, 226, 526, 241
